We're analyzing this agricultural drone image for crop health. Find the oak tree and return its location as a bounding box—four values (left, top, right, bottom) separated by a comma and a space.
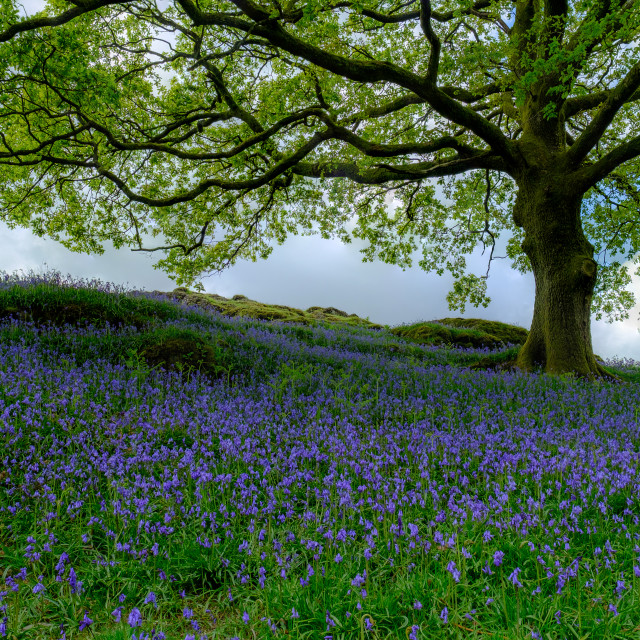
0, 0, 639, 382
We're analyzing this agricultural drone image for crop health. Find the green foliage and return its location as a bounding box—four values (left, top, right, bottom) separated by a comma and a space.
0, 0, 637, 324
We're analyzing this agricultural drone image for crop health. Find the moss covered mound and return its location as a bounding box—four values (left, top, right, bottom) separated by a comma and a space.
142, 288, 384, 330
389, 318, 528, 351
430, 318, 530, 346
390, 318, 607, 365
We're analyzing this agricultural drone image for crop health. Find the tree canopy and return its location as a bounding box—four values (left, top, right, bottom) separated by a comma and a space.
0, 0, 638, 323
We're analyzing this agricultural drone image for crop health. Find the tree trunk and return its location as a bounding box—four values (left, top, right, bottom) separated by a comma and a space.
464, 172, 626, 385
510, 182, 623, 384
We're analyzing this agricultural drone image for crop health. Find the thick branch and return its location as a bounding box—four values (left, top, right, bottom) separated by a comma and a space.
572, 134, 640, 193
292, 151, 511, 184
273, 0, 497, 27
563, 86, 640, 120
539, 0, 569, 59
0, 0, 133, 42
323, 122, 484, 158
361, 0, 495, 24
176, 0, 520, 167
0, 123, 91, 158
566, 59, 640, 167
509, 0, 537, 79
343, 81, 502, 126
420, 0, 440, 86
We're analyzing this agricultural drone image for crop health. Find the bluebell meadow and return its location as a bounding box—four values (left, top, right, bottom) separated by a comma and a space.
1, 270, 639, 639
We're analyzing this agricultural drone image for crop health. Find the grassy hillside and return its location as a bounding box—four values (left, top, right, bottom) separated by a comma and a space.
1, 270, 639, 640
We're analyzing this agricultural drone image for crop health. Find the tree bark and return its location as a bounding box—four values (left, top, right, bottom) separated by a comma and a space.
507, 178, 624, 384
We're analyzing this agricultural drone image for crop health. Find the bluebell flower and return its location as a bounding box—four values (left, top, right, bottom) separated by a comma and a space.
128, 608, 143, 628
32, 579, 46, 595
509, 567, 523, 588
326, 610, 336, 629
144, 592, 157, 608
68, 568, 83, 595
78, 612, 93, 631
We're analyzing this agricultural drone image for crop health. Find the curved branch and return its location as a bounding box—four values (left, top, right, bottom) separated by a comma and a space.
508, 0, 537, 80
0, 0, 135, 42
292, 150, 512, 184
176, 0, 520, 167
0, 123, 92, 158
84, 129, 329, 206
563, 86, 640, 120
360, 0, 496, 25
420, 0, 440, 87
340, 81, 503, 127
322, 121, 483, 159
566, 59, 640, 168
572, 134, 640, 192
538, 0, 569, 61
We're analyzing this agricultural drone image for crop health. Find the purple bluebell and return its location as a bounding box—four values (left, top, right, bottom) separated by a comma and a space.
128, 608, 143, 628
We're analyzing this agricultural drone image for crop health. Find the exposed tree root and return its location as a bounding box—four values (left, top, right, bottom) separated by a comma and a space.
594, 362, 626, 385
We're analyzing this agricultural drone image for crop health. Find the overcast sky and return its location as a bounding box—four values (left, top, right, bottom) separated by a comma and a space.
1, 0, 639, 365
